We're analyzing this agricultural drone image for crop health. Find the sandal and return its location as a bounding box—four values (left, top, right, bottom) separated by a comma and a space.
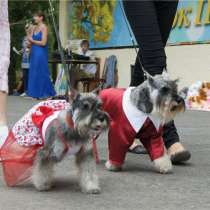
128, 145, 147, 154
170, 150, 191, 164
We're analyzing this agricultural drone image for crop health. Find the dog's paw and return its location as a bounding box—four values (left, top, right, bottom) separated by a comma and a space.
35, 182, 53, 191
153, 154, 173, 174
81, 182, 101, 194
83, 187, 101, 194
105, 161, 122, 172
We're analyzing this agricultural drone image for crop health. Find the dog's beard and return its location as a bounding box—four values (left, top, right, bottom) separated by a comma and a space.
89, 119, 108, 137
75, 114, 92, 137
75, 113, 108, 138
155, 98, 185, 123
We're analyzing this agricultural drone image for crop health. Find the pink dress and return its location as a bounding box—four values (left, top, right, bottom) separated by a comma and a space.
0, 0, 10, 93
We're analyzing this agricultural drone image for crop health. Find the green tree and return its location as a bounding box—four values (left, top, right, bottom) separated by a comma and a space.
8, 0, 59, 94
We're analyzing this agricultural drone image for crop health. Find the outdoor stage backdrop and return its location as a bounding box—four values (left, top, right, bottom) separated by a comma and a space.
68, 0, 210, 49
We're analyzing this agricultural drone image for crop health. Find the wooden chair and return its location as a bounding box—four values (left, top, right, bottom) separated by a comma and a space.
76, 55, 118, 92
76, 57, 104, 92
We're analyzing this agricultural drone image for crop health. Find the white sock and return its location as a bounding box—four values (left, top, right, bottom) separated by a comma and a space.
0, 125, 9, 148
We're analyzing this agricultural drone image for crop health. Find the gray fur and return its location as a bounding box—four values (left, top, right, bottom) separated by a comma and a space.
32, 93, 109, 193
130, 71, 186, 123
130, 82, 153, 113
106, 71, 186, 174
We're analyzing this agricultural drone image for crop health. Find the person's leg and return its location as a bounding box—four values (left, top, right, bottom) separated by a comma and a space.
0, 92, 7, 125
123, 1, 190, 162
0, 100, 9, 145
123, 0, 168, 154
23, 68, 27, 93
0, 0, 10, 145
154, 0, 179, 146
155, 0, 179, 46
155, 1, 190, 162
128, 139, 147, 154
123, 0, 167, 86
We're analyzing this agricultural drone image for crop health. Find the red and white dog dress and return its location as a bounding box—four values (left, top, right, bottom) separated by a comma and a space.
99, 87, 165, 167
0, 100, 82, 186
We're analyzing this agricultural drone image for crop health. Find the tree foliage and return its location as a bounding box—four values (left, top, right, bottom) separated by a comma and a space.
8, 0, 59, 93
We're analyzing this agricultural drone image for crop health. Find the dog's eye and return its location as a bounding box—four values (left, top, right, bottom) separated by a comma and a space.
82, 102, 91, 110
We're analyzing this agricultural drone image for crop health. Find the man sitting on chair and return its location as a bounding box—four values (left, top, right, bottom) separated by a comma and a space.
76, 39, 97, 80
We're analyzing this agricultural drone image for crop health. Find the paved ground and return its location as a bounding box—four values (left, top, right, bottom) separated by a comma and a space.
1, 96, 210, 210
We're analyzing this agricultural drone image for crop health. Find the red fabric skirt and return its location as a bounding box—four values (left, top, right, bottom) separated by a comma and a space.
0, 131, 42, 186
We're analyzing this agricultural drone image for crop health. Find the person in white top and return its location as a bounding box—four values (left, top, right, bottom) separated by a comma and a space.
76, 39, 97, 76
0, 0, 10, 146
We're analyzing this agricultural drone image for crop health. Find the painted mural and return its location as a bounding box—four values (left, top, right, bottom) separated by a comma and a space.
69, 0, 210, 48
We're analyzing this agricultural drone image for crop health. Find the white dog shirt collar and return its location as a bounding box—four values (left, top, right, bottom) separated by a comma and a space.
122, 87, 161, 133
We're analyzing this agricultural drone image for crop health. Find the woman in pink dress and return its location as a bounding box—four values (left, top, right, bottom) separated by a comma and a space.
0, 0, 10, 146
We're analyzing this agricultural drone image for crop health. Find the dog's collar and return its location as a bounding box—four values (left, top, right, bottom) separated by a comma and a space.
123, 87, 162, 132
57, 112, 100, 162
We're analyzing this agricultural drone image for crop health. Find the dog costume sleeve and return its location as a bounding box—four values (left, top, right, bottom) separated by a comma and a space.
99, 88, 165, 166
137, 119, 164, 161
100, 88, 137, 166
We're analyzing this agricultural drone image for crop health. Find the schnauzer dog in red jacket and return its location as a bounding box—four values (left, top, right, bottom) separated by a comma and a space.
99, 71, 186, 174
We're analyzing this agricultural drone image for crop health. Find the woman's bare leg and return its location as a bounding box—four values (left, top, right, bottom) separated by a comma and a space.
0, 92, 7, 126
0, 0, 10, 144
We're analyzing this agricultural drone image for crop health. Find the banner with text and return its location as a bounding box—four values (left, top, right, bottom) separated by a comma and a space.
68, 0, 210, 48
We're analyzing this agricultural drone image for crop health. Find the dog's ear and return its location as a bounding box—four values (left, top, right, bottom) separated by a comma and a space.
138, 87, 153, 113
179, 87, 188, 99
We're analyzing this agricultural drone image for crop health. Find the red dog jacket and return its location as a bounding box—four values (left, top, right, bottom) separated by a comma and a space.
99, 88, 164, 166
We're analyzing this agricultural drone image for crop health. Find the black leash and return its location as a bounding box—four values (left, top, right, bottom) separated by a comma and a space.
48, 0, 72, 91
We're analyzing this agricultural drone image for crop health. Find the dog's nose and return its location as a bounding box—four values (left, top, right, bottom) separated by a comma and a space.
176, 96, 183, 104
